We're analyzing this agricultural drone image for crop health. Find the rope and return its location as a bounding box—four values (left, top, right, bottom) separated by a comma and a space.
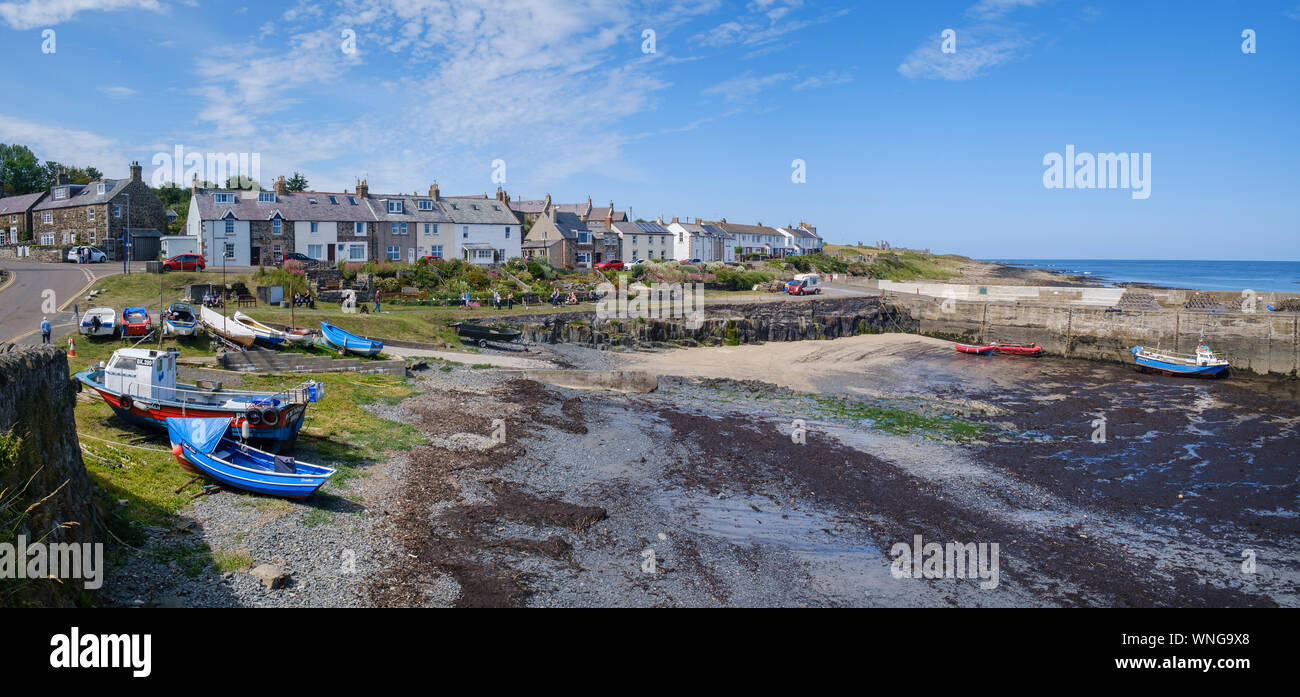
77, 433, 170, 452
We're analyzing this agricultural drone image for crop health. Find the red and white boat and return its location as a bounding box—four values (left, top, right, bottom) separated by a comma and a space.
992, 342, 1043, 356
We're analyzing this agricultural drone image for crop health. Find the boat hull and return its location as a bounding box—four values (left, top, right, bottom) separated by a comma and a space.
163, 319, 197, 337
955, 343, 996, 355
1133, 356, 1229, 377
93, 387, 307, 443
171, 435, 333, 499
319, 321, 383, 356
993, 343, 1042, 356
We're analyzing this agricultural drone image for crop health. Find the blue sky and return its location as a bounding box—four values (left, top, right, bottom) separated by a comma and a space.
0, 0, 1296, 259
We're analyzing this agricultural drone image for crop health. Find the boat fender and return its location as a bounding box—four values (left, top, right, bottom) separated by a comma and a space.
246, 410, 262, 426
262, 408, 280, 427
119, 395, 133, 411
172, 443, 183, 458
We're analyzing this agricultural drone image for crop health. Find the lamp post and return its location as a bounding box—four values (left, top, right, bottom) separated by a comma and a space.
120, 193, 131, 274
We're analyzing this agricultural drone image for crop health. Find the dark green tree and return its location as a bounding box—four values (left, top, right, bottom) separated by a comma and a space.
285, 171, 309, 192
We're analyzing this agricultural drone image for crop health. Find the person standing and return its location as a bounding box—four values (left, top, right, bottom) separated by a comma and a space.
40, 317, 51, 344
507, 292, 514, 310
493, 290, 501, 310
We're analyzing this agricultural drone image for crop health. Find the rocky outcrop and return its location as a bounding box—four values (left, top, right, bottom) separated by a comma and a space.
0, 344, 97, 607
507, 297, 917, 349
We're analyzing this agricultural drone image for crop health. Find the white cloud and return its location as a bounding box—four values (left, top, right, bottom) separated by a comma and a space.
0, 0, 161, 30
0, 113, 125, 170
795, 69, 854, 91
967, 0, 1048, 20
703, 71, 796, 102
897, 31, 1029, 80
97, 86, 136, 99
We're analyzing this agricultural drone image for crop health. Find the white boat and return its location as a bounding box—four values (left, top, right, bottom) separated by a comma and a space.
199, 305, 256, 347
162, 302, 199, 337
233, 311, 315, 347
78, 307, 117, 337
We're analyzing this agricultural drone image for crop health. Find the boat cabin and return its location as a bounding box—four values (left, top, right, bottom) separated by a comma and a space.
104, 348, 178, 400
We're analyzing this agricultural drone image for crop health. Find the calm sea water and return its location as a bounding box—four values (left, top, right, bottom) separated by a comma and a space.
985, 259, 1300, 293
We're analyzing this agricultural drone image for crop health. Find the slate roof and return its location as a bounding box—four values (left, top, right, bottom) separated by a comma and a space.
367, 192, 452, 224
611, 221, 669, 236
547, 211, 592, 240
779, 226, 818, 239
33, 180, 130, 211
510, 199, 588, 215
439, 197, 520, 225
0, 192, 47, 215
194, 189, 375, 222
586, 205, 627, 223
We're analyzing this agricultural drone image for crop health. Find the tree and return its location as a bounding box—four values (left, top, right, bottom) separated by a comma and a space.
0, 144, 46, 195
285, 171, 309, 192
225, 175, 260, 190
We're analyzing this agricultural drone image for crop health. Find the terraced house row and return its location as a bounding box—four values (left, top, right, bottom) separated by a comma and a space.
188, 176, 522, 266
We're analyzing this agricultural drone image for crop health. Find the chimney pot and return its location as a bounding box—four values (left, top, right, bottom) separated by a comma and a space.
274, 175, 288, 196
129, 161, 142, 183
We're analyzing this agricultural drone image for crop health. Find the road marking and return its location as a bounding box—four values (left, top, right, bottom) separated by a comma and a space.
0, 269, 15, 295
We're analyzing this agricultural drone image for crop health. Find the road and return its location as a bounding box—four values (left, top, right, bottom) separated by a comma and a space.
0, 259, 141, 344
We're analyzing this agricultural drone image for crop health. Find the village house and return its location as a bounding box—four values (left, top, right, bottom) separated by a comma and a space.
610, 220, 673, 262
361, 181, 453, 264
664, 217, 735, 263
0, 191, 48, 244
778, 224, 823, 255
438, 192, 522, 266
523, 199, 622, 268
30, 162, 165, 258
705, 219, 785, 258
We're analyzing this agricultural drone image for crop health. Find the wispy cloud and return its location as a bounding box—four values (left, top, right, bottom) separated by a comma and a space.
967, 0, 1048, 20
897, 30, 1029, 80
795, 69, 854, 91
0, 0, 161, 30
693, 3, 850, 52
703, 71, 796, 103
97, 86, 136, 99
0, 113, 125, 170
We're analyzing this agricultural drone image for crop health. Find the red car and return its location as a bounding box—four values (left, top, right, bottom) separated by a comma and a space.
594, 259, 625, 271
163, 254, 206, 271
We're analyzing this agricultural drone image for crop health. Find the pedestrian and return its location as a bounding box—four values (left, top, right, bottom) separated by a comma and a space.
507, 292, 514, 310
493, 290, 501, 310
40, 316, 51, 344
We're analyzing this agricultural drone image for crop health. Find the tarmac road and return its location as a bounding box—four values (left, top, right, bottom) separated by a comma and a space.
0, 259, 141, 344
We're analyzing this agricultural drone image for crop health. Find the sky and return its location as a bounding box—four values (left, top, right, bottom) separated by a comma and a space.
0, 0, 1296, 260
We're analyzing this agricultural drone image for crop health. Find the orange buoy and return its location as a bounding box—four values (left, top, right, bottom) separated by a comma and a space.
172, 443, 183, 458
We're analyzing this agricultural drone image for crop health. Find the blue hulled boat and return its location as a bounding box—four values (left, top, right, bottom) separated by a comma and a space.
166, 417, 336, 499
1130, 345, 1230, 377
319, 321, 384, 356
162, 302, 198, 337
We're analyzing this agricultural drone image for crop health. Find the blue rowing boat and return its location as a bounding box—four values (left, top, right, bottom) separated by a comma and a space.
166, 417, 336, 499
1130, 345, 1230, 377
319, 321, 384, 356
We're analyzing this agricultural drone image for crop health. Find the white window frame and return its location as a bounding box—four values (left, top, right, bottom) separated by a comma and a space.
354, 222, 366, 236
387, 245, 400, 260
310, 222, 318, 234
428, 245, 443, 259
307, 244, 322, 259
87, 208, 95, 221
223, 242, 235, 259
349, 244, 365, 260
272, 218, 282, 235
387, 200, 403, 214
43, 212, 52, 224
112, 205, 121, 218
417, 200, 433, 210
214, 193, 234, 204
224, 218, 235, 236
258, 192, 275, 203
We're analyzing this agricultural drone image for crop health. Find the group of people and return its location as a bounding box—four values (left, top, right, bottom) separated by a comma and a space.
490, 290, 516, 310
202, 291, 225, 308
548, 287, 602, 307
292, 292, 315, 308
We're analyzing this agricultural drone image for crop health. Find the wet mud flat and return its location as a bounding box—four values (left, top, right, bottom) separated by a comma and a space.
373, 339, 1298, 607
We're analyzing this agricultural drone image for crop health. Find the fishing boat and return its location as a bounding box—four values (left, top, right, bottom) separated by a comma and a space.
74, 347, 324, 447
955, 343, 996, 355
78, 307, 117, 337
166, 417, 335, 499
319, 321, 384, 356
451, 321, 522, 348
199, 305, 256, 347
120, 306, 152, 337
1129, 345, 1230, 377
162, 302, 199, 337
992, 341, 1043, 356
233, 311, 315, 347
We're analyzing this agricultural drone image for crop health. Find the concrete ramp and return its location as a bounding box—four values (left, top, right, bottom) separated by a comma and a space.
512, 369, 659, 393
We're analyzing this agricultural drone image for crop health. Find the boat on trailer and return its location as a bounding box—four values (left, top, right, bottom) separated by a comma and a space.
451, 321, 522, 348
319, 321, 384, 356
1130, 345, 1229, 377
162, 302, 199, 337
955, 343, 996, 355
74, 347, 324, 448
992, 341, 1043, 356
233, 311, 315, 347
79, 307, 117, 337
200, 305, 256, 347
166, 417, 335, 499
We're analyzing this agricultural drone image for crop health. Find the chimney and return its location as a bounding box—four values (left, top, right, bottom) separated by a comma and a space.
356, 179, 368, 198
274, 175, 288, 196
191, 172, 200, 193
56, 169, 70, 186
605, 210, 612, 227
671, 216, 679, 224
543, 193, 551, 214
496, 186, 506, 202
129, 161, 142, 182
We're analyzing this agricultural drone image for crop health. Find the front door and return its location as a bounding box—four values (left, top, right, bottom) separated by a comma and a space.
250, 246, 261, 265
328, 244, 336, 262
408, 247, 415, 263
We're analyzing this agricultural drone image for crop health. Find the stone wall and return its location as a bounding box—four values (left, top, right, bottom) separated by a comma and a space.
0, 244, 69, 262
0, 344, 97, 607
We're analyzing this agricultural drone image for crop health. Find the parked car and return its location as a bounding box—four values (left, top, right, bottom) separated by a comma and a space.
785, 279, 821, 295
162, 253, 206, 272
67, 246, 108, 263
419, 255, 444, 263
275, 251, 316, 267
594, 259, 625, 271
120, 307, 152, 336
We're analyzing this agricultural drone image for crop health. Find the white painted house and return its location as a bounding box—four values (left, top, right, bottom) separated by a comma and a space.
665, 217, 735, 262
437, 192, 522, 266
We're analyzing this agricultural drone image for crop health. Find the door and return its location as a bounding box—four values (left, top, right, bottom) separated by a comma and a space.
408, 247, 415, 263
328, 244, 336, 262
250, 246, 261, 265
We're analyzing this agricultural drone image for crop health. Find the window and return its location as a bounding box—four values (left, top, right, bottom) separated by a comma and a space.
89, 231, 96, 245
308, 244, 322, 259
97, 183, 108, 195
272, 218, 282, 235
576, 253, 590, 264
41, 232, 55, 245
462, 226, 468, 238
112, 205, 121, 218
328, 196, 338, 204
43, 212, 52, 224
87, 208, 95, 221
272, 244, 282, 262
387, 245, 400, 260
259, 192, 275, 203
417, 200, 433, 210
224, 218, 235, 236
54, 187, 67, 200
577, 232, 590, 244
504, 226, 511, 238
349, 244, 365, 260
428, 245, 443, 259
214, 193, 234, 203
387, 200, 403, 213
224, 243, 235, 259
426, 223, 438, 235
310, 222, 318, 233
354, 222, 365, 236
348, 197, 357, 205
400, 222, 407, 235
391, 222, 398, 235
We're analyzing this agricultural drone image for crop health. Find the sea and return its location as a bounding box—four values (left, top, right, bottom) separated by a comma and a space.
985, 259, 1300, 293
